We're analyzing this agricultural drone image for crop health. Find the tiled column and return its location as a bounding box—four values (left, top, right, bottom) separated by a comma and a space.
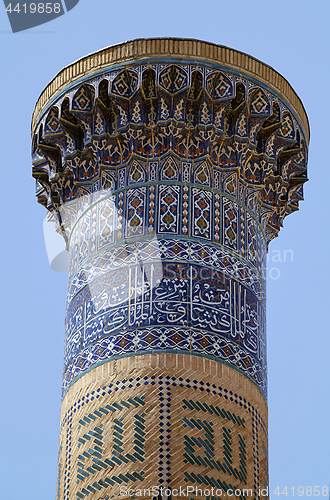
31, 38, 309, 500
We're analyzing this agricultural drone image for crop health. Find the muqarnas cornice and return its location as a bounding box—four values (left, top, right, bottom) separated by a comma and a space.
32, 39, 308, 245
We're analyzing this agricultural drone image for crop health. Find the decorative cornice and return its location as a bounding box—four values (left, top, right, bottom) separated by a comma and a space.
32, 48, 308, 245
32, 38, 309, 142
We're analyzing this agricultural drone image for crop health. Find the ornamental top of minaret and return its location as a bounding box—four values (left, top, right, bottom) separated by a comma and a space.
32, 38, 309, 139
32, 38, 309, 244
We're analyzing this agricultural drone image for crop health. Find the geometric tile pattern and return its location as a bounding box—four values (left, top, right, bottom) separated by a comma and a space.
63, 323, 267, 400
64, 174, 266, 279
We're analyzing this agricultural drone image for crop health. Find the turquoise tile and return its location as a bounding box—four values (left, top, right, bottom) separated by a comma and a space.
92, 482, 102, 491
134, 414, 145, 424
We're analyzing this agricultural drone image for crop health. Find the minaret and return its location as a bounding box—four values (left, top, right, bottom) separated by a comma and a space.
31, 39, 309, 500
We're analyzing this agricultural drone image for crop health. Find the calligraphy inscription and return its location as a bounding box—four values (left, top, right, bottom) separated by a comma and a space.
182, 399, 248, 486
66, 396, 250, 498
64, 263, 265, 363
72, 397, 146, 498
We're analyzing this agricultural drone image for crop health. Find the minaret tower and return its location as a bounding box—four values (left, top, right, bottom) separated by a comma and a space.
31, 39, 309, 500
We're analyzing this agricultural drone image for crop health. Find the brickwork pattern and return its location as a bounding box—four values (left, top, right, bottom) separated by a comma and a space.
58, 354, 268, 500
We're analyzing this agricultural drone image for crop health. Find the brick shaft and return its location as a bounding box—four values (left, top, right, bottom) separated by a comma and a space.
58, 354, 268, 500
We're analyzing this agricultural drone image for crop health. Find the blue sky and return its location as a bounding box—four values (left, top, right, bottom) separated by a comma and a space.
0, 1, 329, 499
